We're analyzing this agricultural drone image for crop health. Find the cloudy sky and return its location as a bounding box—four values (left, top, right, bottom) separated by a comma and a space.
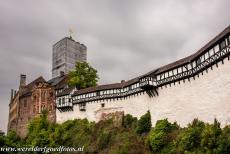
0, 0, 229, 132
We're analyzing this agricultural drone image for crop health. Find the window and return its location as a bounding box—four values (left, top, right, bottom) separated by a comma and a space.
188, 64, 192, 70
201, 55, 205, 62
33, 96, 36, 102
62, 97, 65, 105
101, 103, 105, 108
178, 67, 182, 73
214, 45, 219, 52
228, 35, 230, 45
220, 40, 226, 50
41, 91, 46, 102
24, 99, 27, 107
209, 48, 215, 56
157, 75, 160, 80
169, 70, 172, 76
196, 58, 201, 65
165, 72, 168, 78
192, 61, 196, 67
79, 103, 86, 111
49, 92, 53, 97
58, 98, 61, 106
205, 52, 209, 59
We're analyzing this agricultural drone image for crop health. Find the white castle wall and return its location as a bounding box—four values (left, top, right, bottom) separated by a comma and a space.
56, 57, 230, 127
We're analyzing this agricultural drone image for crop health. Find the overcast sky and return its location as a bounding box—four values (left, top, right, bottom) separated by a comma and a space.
0, 0, 229, 133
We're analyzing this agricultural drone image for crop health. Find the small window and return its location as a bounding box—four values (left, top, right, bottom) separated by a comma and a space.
49, 92, 53, 97
228, 35, 230, 45
200, 55, 205, 62
101, 103, 105, 108
214, 45, 219, 52
157, 75, 160, 80
165, 72, 168, 78
209, 48, 214, 56
192, 61, 196, 67
196, 58, 201, 65
178, 67, 182, 73
169, 70, 172, 76
58, 98, 61, 106
188, 64, 192, 70
79, 103, 86, 111
220, 40, 226, 50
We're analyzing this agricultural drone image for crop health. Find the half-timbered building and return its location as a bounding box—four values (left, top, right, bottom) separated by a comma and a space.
56, 26, 230, 126
56, 25, 230, 127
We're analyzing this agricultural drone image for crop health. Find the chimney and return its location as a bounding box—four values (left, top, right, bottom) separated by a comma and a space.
10, 89, 14, 100
20, 74, 26, 87
121, 80, 125, 83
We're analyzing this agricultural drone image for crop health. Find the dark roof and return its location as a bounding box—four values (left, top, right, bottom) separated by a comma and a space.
57, 87, 75, 97
47, 75, 67, 89
73, 77, 139, 96
20, 76, 46, 97
54, 76, 68, 89
154, 25, 230, 74
71, 25, 230, 96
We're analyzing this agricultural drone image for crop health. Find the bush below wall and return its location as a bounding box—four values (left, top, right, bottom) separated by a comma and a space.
1, 111, 230, 154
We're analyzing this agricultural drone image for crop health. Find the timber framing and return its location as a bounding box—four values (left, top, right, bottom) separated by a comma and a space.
56, 25, 230, 110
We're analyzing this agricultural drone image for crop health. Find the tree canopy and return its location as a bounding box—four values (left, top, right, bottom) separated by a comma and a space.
68, 62, 99, 89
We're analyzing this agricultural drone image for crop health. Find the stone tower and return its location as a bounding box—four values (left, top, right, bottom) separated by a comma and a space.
52, 37, 87, 78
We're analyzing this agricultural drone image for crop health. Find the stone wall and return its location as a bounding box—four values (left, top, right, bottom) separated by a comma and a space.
15, 83, 56, 138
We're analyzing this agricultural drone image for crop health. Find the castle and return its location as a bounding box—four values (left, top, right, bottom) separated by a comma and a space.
8, 37, 87, 137
8, 25, 230, 137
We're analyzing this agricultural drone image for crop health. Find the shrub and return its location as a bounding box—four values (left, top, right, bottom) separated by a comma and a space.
122, 114, 137, 129
201, 119, 221, 152
97, 130, 111, 150
147, 119, 179, 152
136, 111, 151, 134
175, 119, 205, 152
216, 126, 230, 154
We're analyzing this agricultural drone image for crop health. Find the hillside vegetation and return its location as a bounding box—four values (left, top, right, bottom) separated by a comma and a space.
1, 111, 230, 154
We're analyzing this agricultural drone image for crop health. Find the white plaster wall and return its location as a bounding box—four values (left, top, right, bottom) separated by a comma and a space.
56, 94, 150, 123
150, 58, 230, 127
56, 57, 230, 127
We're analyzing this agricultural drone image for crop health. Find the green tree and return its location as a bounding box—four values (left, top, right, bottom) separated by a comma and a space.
147, 119, 179, 153
136, 111, 151, 134
175, 119, 205, 153
201, 119, 221, 152
68, 62, 99, 89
